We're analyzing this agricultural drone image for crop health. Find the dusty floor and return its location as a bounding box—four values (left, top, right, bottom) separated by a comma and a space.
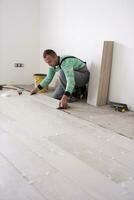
0, 88, 134, 200
45, 87, 134, 140
64, 101, 134, 140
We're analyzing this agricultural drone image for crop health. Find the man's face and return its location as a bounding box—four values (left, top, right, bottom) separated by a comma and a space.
44, 55, 58, 67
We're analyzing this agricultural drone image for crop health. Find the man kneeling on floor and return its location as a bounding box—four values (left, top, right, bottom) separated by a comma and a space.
31, 49, 90, 109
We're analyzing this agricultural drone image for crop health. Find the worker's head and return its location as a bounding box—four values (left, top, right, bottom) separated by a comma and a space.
43, 49, 59, 67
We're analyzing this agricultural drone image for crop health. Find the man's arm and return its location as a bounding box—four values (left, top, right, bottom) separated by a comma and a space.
38, 67, 56, 89
30, 67, 56, 95
62, 65, 75, 97
58, 65, 75, 108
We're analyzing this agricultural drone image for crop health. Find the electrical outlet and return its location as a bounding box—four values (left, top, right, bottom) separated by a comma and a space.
14, 63, 24, 67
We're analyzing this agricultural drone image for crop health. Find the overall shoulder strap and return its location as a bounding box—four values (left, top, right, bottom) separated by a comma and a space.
59, 56, 86, 68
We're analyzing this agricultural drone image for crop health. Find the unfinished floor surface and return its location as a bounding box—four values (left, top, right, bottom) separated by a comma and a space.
0, 90, 134, 200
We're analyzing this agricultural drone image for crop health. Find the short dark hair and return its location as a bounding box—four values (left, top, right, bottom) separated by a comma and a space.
43, 49, 57, 58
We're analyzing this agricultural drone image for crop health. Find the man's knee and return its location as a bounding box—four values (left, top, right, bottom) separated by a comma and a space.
59, 70, 67, 88
52, 84, 64, 100
59, 70, 66, 81
52, 91, 59, 99
59, 70, 63, 77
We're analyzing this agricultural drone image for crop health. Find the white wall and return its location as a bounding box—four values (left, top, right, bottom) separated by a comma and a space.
40, 0, 134, 111
0, 0, 40, 85
1, 0, 134, 110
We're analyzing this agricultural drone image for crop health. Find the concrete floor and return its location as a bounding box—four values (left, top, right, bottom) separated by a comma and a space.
63, 101, 134, 140
45, 88, 134, 140
0, 89, 134, 200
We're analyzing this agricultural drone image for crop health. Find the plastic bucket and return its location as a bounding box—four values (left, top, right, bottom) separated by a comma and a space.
33, 74, 48, 93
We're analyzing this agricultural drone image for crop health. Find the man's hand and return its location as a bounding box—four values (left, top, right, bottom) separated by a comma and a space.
30, 87, 38, 95
59, 95, 68, 109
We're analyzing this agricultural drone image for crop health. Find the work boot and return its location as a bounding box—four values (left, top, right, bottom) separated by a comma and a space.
74, 86, 88, 99
68, 96, 78, 103
80, 86, 88, 99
